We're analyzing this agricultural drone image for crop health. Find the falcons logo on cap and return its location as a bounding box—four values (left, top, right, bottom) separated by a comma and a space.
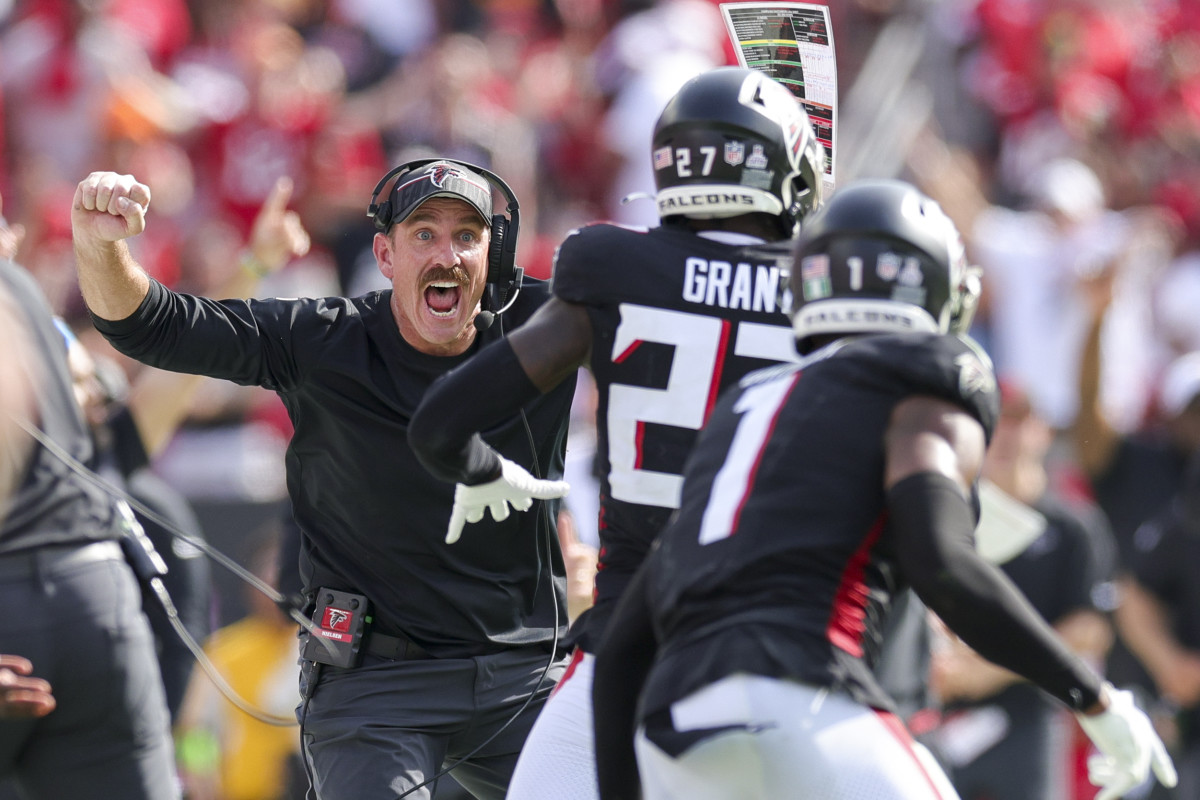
430, 165, 462, 188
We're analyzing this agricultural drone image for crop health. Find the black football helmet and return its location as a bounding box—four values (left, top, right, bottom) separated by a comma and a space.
789, 179, 981, 353
652, 67, 825, 236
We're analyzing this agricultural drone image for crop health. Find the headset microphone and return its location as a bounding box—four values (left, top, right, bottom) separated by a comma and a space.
472, 267, 524, 335
473, 311, 496, 333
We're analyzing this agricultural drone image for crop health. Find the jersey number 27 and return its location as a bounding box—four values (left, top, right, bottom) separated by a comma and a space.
607, 303, 795, 510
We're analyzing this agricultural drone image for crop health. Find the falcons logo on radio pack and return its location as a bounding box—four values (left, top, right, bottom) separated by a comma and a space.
322, 607, 353, 633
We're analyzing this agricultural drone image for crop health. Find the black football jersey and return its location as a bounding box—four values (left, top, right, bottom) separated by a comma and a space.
639, 332, 998, 714
552, 223, 798, 647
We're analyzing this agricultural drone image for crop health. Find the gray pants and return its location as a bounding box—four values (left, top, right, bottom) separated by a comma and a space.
0, 541, 179, 800
299, 645, 567, 800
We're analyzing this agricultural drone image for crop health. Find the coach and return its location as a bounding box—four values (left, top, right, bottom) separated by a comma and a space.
69, 162, 574, 800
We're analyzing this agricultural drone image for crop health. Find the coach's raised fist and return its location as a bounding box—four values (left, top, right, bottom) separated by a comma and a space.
71, 172, 152, 244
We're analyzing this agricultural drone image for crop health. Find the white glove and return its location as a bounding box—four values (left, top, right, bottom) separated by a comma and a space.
446, 456, 570, 544
1076, 683, 1178, 800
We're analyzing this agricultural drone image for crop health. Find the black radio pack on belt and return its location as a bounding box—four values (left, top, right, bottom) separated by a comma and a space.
302, 588, 371, 668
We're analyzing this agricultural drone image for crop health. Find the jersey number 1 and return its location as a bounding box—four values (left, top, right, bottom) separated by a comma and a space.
698, 374, 797, 544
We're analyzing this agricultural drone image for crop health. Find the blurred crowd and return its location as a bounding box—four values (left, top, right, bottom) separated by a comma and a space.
910, 0, 1200, 430
7, 0, 1196, 491
7, 0, 1200, 798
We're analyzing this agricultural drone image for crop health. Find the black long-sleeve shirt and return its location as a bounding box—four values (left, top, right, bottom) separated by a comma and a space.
94, 279, 574, 657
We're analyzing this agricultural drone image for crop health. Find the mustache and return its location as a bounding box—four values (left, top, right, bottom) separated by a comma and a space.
424, 266, 470, 285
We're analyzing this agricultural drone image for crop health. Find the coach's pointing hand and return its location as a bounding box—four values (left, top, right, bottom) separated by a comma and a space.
447, 457, 569, 544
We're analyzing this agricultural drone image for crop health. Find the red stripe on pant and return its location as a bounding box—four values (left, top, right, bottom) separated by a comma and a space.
550, 647, 587, 697
875, 708, 953, 800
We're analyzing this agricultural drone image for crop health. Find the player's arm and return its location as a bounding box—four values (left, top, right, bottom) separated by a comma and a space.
409, 296, 591, 485
592, 562, 656, 800
886, 395, 1175, 799
884, 395, 1105, 711
933, 607, 1112, 704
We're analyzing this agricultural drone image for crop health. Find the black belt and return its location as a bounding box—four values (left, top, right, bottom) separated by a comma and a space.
363, 630, 435, 661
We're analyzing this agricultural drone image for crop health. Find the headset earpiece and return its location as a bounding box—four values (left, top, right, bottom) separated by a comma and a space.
487, 214, 510, 285
369, 199, 392, 232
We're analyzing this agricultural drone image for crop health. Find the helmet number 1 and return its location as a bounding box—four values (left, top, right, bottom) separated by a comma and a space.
847, 257, 864, 291
675, 147, 717, 178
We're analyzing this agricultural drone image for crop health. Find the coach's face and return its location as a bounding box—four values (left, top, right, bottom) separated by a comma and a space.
374, 197, 490, 356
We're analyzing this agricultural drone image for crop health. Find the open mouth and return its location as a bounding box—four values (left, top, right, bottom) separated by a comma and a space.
424, 281, 462, 317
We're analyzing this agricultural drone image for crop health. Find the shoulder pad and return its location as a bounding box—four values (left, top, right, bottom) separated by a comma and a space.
551, 223, 644, 304
851, 333, 1000, 440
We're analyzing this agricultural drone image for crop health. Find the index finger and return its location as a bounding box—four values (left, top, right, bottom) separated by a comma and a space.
1151, 738, 1178, 788
446, 506, 467, 544
129, 183, 151, 211
263, 177, 294, 216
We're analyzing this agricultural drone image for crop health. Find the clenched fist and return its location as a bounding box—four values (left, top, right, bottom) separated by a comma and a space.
70, 171, 155, 321
71, 172, 152, 246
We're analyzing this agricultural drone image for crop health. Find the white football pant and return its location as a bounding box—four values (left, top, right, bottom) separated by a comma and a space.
635, 674, 961, 800
507, 649, 599, 800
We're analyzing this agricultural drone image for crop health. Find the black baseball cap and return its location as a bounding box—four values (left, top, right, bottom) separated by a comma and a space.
386, 161, 493, 229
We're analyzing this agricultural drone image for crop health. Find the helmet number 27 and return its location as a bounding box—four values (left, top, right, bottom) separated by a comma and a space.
675, 147, 717, 178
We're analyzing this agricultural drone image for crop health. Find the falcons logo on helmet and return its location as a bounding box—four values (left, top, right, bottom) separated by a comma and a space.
955, 350, 996, 398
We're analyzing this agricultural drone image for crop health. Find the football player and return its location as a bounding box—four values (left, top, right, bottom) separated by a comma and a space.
409, 66, 825, 799
590, 180, 1177, 800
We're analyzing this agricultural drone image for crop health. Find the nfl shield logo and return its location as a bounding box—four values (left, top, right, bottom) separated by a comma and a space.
724, 141, 745, 166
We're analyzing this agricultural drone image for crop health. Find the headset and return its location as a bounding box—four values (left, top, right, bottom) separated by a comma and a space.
366, 158, 524, 331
